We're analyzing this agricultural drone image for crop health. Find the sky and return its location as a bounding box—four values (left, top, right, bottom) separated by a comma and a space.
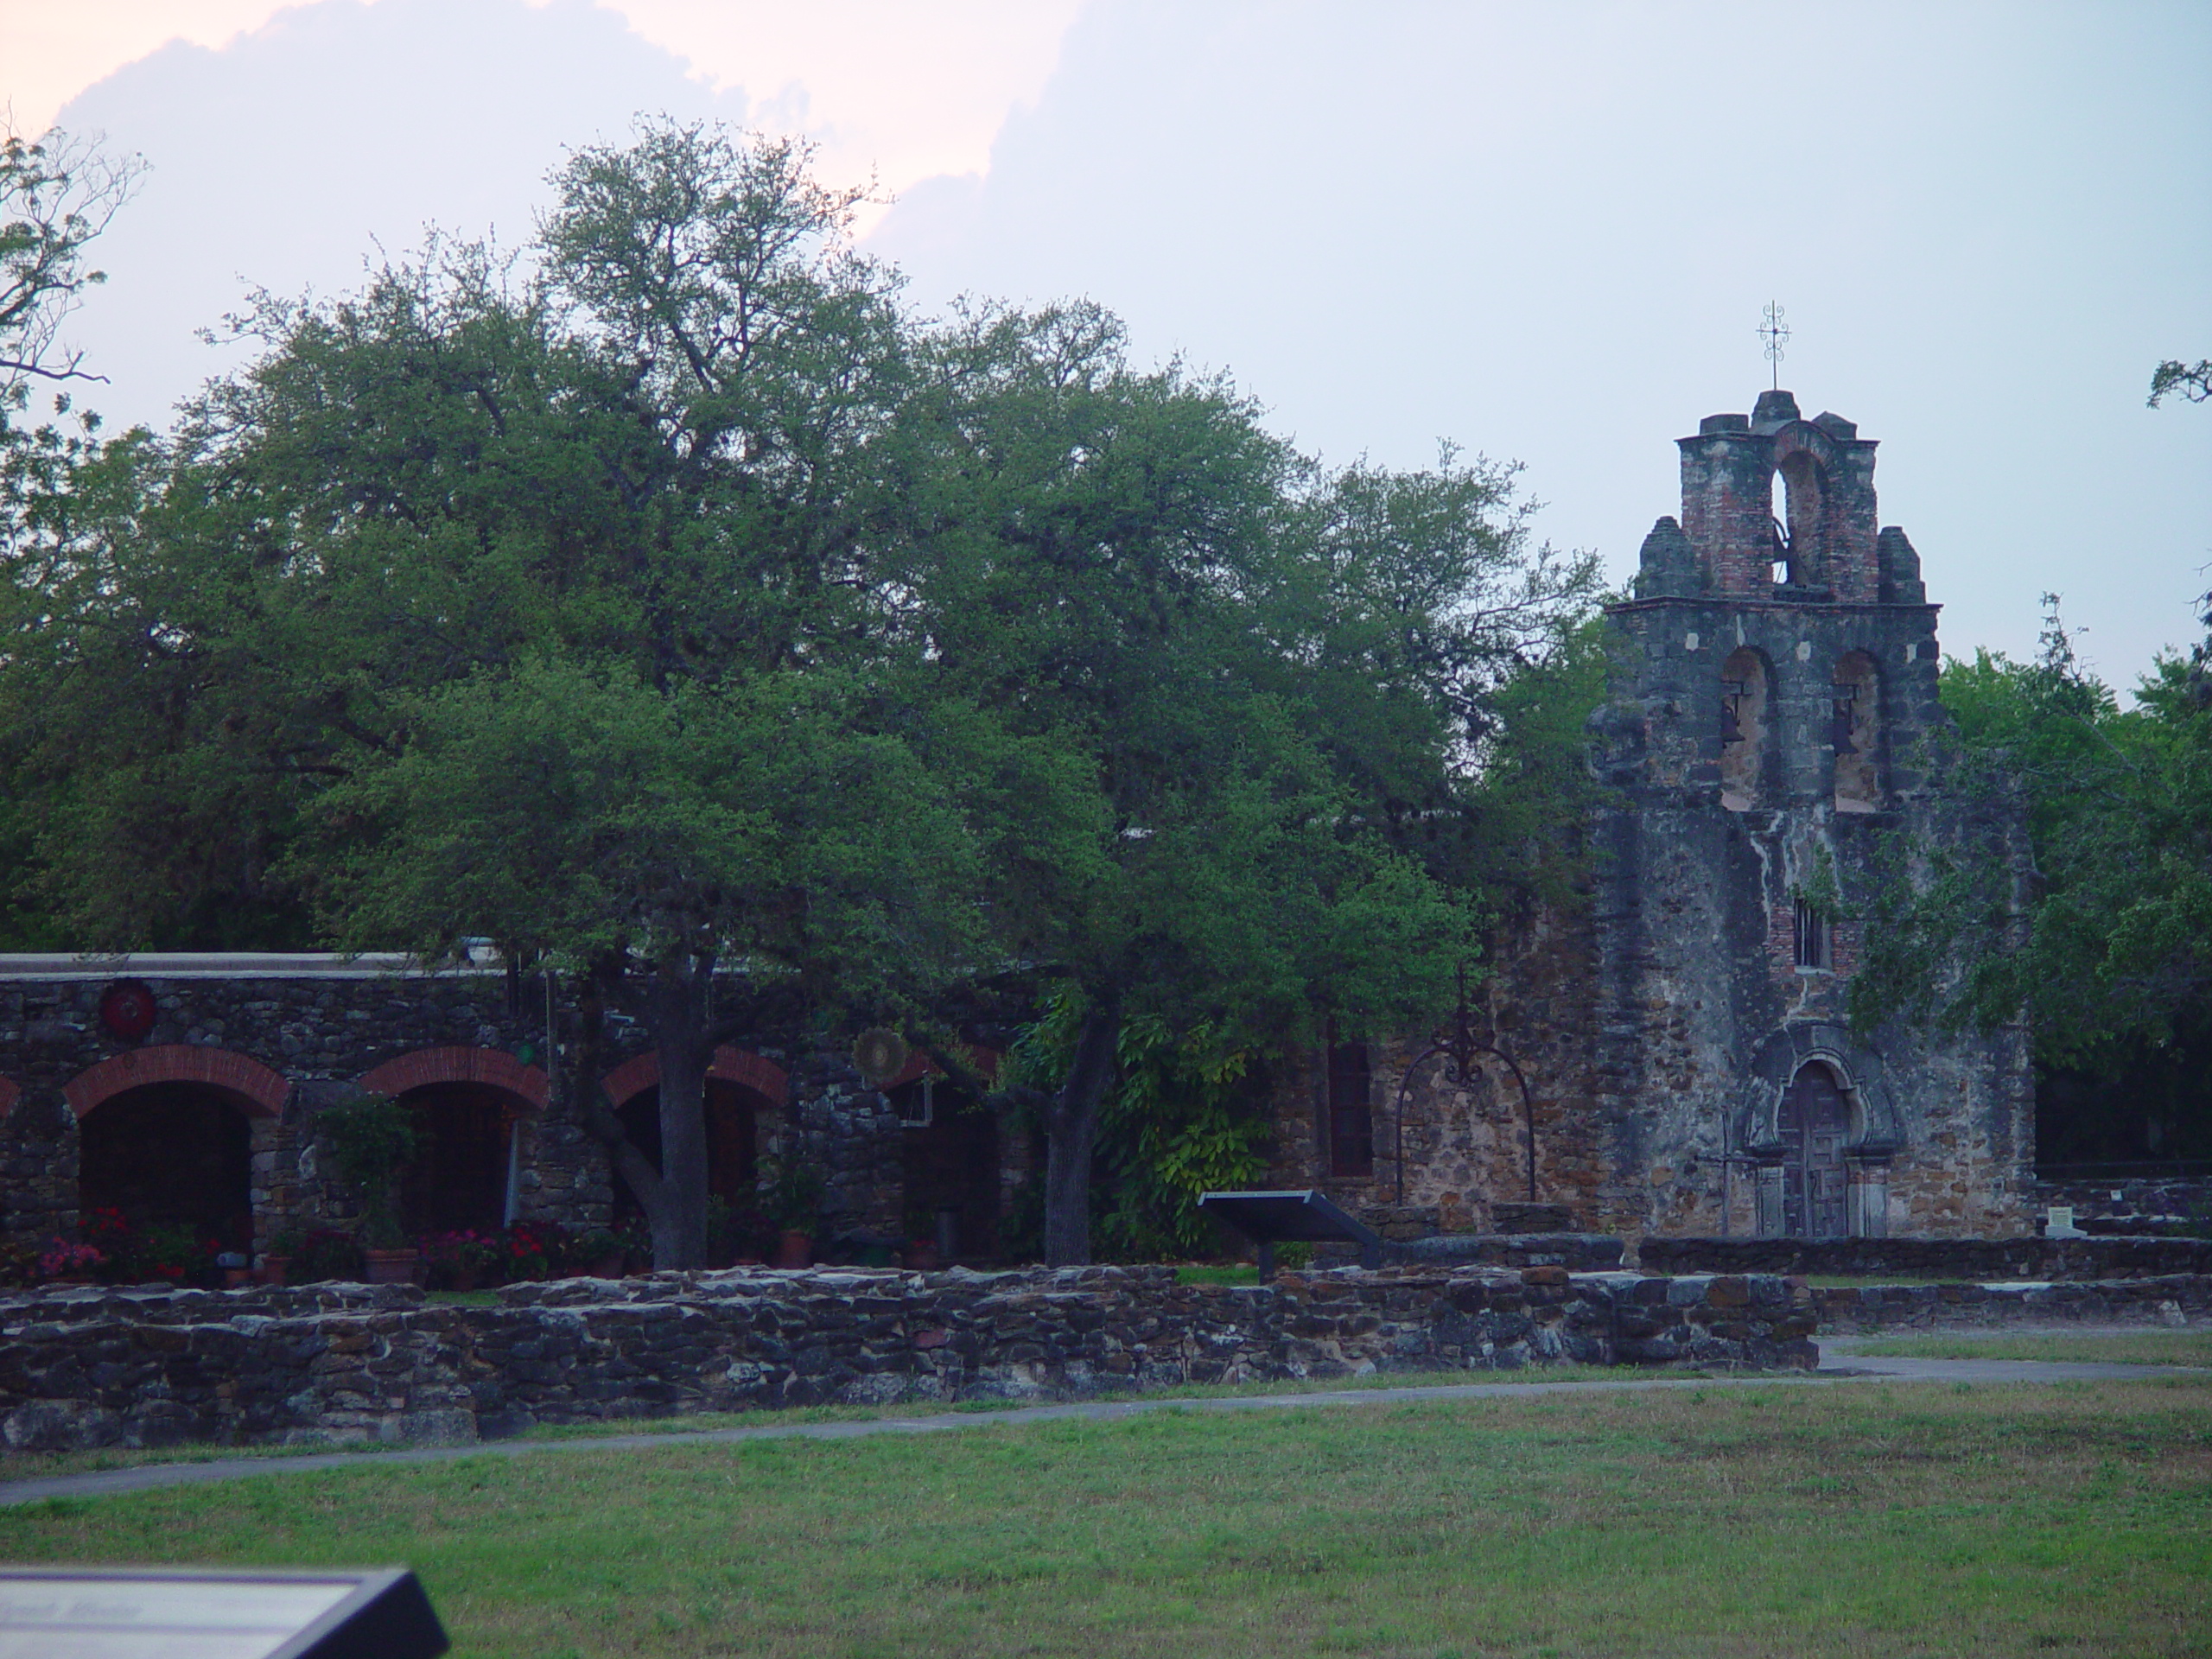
4, 0, 2209, 686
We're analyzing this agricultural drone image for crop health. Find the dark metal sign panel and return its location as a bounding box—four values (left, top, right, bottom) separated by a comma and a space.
1198, 1189, 1383, 1271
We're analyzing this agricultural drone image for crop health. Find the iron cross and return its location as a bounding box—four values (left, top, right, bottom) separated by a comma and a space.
1760, 302, 1790, 390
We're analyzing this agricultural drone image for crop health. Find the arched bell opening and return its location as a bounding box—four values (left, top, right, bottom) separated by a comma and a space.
1719, 647, 1774, 811
1769, 450, 1827, 587
79, 1082, 255, 1254
1831, 650, 1884, 811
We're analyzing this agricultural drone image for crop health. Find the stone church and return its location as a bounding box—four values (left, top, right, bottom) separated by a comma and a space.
1262, 389, 2036, 1243
0, 389, 2035, 1263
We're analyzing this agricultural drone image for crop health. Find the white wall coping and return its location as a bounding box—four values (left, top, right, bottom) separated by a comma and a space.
0, 953, 500, 982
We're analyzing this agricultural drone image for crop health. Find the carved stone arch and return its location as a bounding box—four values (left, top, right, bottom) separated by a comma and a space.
1734, 1022, 1901, 1156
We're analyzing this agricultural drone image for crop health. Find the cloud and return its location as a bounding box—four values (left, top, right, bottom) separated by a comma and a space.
5, 0, 1083, 216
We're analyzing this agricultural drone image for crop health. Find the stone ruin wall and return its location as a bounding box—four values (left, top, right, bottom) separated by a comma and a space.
0, 968, 934, 1254
1255, 900, 1607, 1240
0, 1263, 1820, 1452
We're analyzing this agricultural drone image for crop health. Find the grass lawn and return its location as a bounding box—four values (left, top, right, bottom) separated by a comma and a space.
0, 1363, 1625, 1484
1842, 1330, 2212, 1367
2, 1379, 2206, 1657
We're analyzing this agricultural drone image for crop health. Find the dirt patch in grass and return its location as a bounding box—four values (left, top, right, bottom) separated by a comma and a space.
0, 1378, 2204, 1657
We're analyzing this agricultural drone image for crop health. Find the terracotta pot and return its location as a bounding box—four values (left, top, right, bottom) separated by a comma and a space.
590, 1251, 625, 1279
905, 1242, 940, 1271
257, 1255, 289, 1287
449, 1266, 480, 1294
775, 1230, 813, 1269
222, 1268, 252, 1289
364, 1248, 420, 1285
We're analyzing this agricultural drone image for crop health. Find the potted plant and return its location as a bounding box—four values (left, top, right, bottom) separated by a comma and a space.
761, 1153, 825, 1268
260, 1227, 304, 1287
568, 1226, 627, 1279
319, 1091, 419, 1283
503, 1219, 559, 1281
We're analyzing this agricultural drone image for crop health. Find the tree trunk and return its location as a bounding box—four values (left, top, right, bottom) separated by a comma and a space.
575, 957, 715, 1270
1041, 995, 1121, 1267
644, 960, 715, 1269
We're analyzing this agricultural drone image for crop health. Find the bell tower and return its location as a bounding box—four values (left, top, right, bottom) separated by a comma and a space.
1587, 390, 2031, 1244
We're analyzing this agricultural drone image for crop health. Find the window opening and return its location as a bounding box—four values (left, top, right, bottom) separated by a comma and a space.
1326, 1039, 1374, 1179
1793, 899, 1831, 971
897, 1075, 936, 1128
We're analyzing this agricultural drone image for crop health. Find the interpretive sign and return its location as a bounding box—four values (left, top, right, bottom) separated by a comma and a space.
1197, 1188, 1384, 1274
0, 1565, 448, 1659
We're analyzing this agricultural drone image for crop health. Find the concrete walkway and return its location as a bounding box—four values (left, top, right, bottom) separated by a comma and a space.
3, 1351, 2202, 1510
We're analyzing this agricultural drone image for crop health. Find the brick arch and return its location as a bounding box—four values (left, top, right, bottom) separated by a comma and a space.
601, 1046, 789, 1109
359, 1046, 550, 1112
880, 1045, 1002, 1091
64, 1046, 291, 1121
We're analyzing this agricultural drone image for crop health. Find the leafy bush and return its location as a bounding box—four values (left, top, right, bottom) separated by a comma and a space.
1007, 990, 1270, 1261
318, 1092, 416, 1247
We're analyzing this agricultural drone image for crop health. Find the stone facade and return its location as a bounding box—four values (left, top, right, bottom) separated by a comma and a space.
1263, 391, 2036, 1247
0, 1263, 1819, 1451
0, 956, 999, 1258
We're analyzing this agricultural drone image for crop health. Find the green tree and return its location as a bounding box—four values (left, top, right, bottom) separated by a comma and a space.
2148, 359, 2211, 407
895, 306, 1599, 1262
0, 124, 989, 1266
1850, 598, 2212, 1158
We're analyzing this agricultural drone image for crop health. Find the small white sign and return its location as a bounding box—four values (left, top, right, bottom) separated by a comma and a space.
0, 1575, 355, 1659
2045, 1205, 2084, 1239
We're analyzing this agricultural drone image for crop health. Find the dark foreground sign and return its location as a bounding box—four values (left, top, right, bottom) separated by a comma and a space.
0, 1565, 448, 1658
1198, 1188, 1384, 1272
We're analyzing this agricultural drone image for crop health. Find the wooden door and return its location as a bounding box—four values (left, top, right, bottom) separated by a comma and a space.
1777, 1065, 1850, 1238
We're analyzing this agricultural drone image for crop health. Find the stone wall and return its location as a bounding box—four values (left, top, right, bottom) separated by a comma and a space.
0, 1264, 1818, 1452
2032, 1175, 2212, 1236
1256, 903, 1608, 1239
1637, 1234, 2212, 1280
1813, 1274, 2211, 1332
0, 959, 952, 1257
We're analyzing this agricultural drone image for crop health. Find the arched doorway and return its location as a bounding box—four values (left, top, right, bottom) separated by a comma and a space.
359, 1048, 550, 1238
66, 1046, 289, 1255
891, 1074, 1001, 1261
395, 1084, 514, 1235
609, 1080, 766, 1231
1777, 1062, 1850, 1238
79, 1083, 254, 1251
